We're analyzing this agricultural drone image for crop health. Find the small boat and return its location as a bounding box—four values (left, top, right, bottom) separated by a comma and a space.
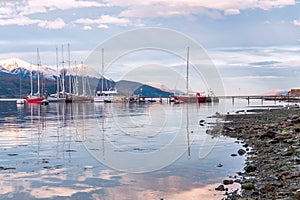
16, 99, 26, 104
41, 99, 49, 105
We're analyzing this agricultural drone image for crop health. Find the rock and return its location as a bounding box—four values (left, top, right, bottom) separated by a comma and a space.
279, 165, 289, 171
241, 183, 255, 190
223, 179, 234, 185
231, 154, 238, 157
238, 149, 246, 155
217, 163, 223, 167
260, 130, 277, 139
292, 114, 300, 120
244, 165, 257, 173
215, 184, 226, 191
295, 189, 300, 199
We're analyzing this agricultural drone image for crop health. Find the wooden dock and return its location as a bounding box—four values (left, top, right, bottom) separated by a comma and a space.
219, 95, 300, 104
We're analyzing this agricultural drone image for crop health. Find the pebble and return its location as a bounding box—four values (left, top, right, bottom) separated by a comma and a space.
215, 184, 226, 191
238, 149, 246, 155
210, 108, 300, 199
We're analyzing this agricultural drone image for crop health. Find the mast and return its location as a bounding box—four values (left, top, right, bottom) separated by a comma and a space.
81, 61, 85, 96
56, 47, 59, 98
68, 43, 71, 95
19, 71, 22, 99
186, 47, 189, 96
75, 61, 79, 96
61, 45, 65, 96
101, 48, 104, 92
30, 64, 33, 97
37, 48, 40, 97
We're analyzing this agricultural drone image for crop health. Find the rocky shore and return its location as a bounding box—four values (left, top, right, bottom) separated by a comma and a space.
211, 106, 300, 200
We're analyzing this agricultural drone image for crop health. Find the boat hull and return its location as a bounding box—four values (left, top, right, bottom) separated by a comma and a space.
65, 95, 93, 103
174, 95, 207, 103
26, 97, 45, 103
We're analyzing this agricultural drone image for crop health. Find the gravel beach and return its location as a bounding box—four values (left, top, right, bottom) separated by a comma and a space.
211, 105, 300, 200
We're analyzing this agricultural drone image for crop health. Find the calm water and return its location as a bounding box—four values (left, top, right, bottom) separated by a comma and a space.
0, 99, 285, 199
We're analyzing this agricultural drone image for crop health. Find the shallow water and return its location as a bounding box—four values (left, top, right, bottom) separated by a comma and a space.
0, 99, 284, 199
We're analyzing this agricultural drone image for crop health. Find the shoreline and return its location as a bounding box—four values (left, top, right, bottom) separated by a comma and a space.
211, 106, 300, 199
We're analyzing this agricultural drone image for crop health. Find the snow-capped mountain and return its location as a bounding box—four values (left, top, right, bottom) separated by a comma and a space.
0, 58, 100, 80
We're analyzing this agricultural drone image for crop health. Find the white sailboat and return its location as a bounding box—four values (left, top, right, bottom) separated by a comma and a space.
16, 68, 26, 104
94, 48, 119, 103
47, 47, 66, 102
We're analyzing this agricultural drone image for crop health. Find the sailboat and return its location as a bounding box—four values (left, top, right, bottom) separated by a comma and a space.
47, 47, 66, 102
26, 48, 46, 103
173, 47, 207, 103
94, 48, 119, 103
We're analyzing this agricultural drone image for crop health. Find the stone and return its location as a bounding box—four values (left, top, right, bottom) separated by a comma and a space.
244, 165, 257, 173
223, 179, 234, 185
231, 154, 238, 157
241, 183, 255, 190
260, 130, 277, 139
215, 184, 226, 191
238, 149, 246, 155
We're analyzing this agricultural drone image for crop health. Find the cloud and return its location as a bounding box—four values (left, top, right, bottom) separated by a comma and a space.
224, 8, 240, 15
83, 25, 93, 30
0, 15, 39, 26
0, 15, 66, 29
102, 0, 296, 18
75, 14, 132, 27
293, 19, 300, 26
37, 18, 66, 29
0, 0, 108, 29
18, 0, 107, 15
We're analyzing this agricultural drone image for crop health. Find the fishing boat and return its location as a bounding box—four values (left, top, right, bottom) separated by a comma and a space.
173, 47, 219, 103
26, 48, 46, 104
174, 92, 207, 103
173, 47, 207, 103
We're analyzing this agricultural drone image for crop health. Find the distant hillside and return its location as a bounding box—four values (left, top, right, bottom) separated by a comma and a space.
115, 80, 173, 97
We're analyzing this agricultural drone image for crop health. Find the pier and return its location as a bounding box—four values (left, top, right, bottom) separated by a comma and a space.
220, 95, 299, 104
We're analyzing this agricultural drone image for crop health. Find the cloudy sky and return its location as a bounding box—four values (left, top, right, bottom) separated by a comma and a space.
0, 0, 300, 95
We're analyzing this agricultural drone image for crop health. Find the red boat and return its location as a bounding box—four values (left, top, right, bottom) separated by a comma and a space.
26, 96, 45, 103
174, 92, 207, 103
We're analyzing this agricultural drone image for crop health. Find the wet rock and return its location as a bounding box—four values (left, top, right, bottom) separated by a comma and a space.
244, 165, 257, 173
215, 184, 226, 191
260, 130, 277, 139
223, 179, 234, 185
7, 153, 18, 156
238, 149, 246, 155
241, 183, 255, 190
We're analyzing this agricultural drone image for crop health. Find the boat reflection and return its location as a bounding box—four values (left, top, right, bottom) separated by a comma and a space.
0, 101, 242, 199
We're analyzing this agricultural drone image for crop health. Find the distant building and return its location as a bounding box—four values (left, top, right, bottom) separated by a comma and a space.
287, 89, 300, 97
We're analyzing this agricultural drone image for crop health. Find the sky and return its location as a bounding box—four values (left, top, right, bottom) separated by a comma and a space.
0, 0, 300, 95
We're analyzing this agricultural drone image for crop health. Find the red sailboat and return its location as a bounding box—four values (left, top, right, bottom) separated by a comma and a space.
26, 48, 46, 103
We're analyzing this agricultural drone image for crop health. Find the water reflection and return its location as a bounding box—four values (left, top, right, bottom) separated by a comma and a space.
0, 101, 243, 199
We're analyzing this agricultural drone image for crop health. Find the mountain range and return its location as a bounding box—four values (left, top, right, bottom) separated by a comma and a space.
0, 58, 173, 98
